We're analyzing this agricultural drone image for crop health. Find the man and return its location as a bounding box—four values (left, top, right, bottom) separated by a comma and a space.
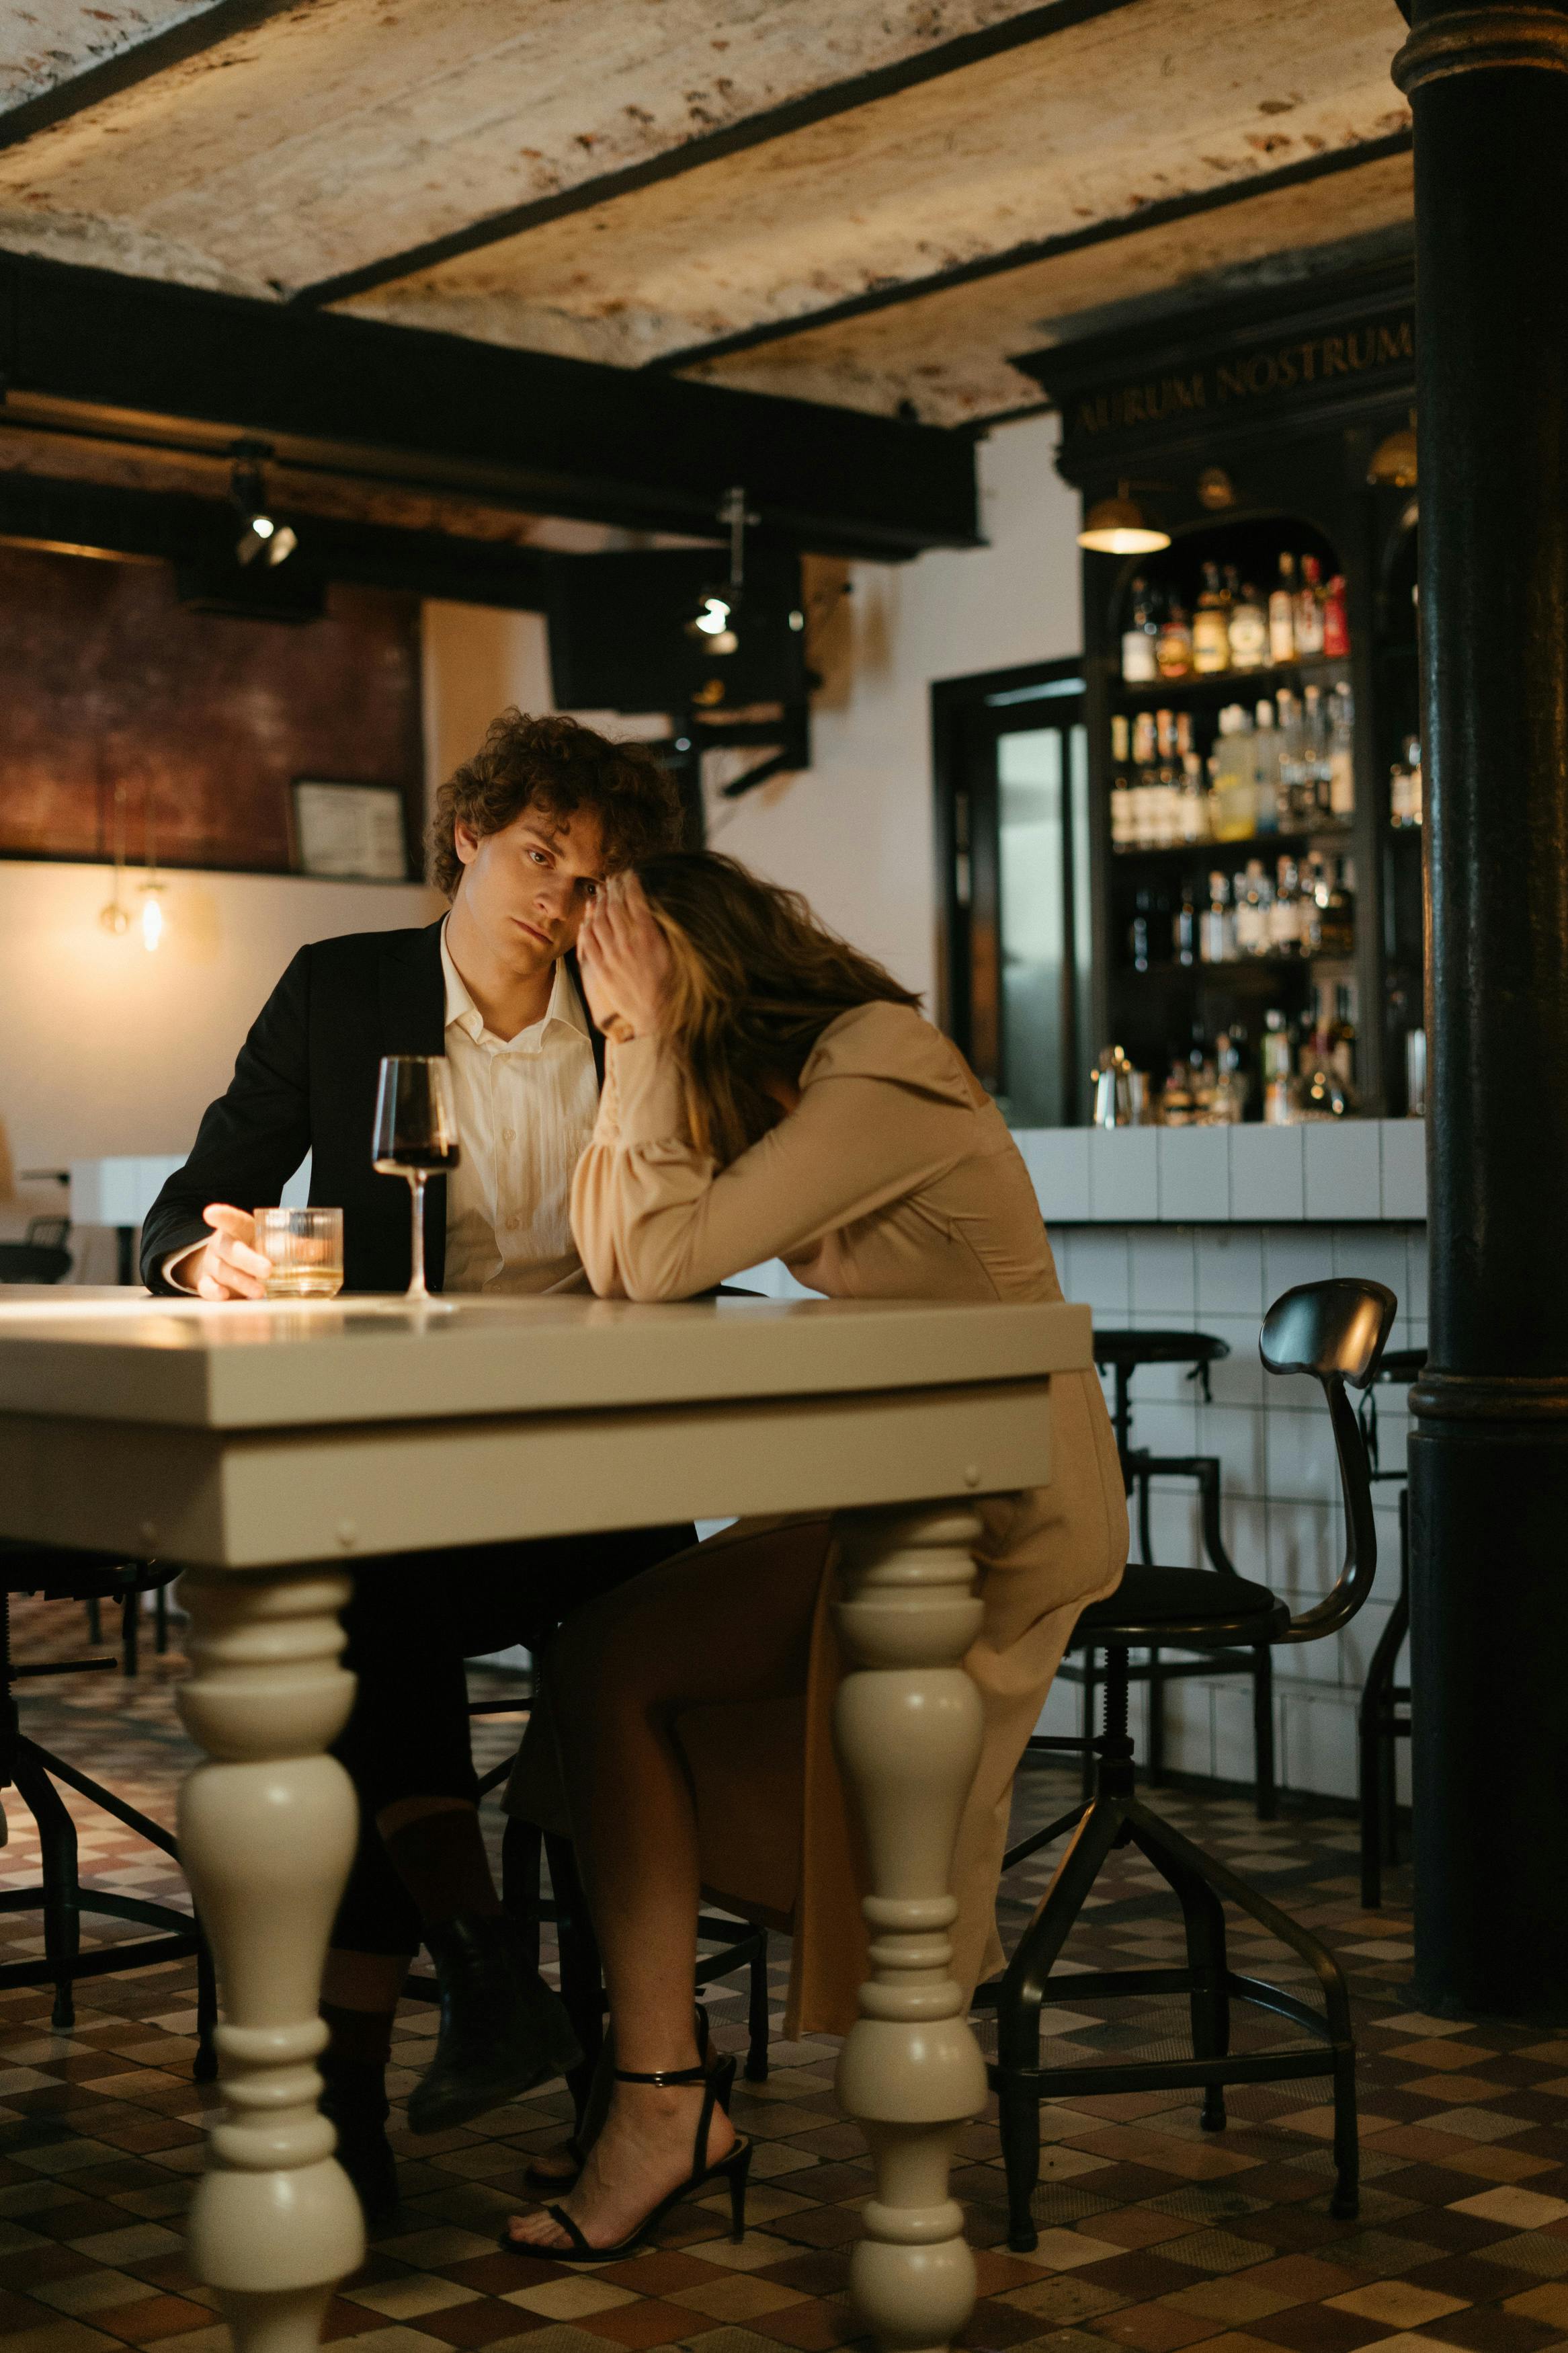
142, 711, 690, 2216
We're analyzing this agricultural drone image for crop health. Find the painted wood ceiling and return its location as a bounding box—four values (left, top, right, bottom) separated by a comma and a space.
0, 0, 1412, 427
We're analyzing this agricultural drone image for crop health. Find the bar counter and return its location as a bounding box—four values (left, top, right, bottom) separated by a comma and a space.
1012, 1119, 1426, 1806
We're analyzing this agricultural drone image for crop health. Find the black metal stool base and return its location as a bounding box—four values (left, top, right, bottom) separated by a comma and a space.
979, 1714, 1358, 2251
0, 1733, 218, 2077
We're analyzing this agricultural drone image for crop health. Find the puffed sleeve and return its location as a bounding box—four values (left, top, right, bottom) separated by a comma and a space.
571, 1007, 972, 1300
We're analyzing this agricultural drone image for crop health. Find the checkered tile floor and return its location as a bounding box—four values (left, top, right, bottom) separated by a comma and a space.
2, 1599, 1566, 2353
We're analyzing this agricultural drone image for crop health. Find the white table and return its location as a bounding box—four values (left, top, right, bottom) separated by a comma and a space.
0, 1287, 1091, 2353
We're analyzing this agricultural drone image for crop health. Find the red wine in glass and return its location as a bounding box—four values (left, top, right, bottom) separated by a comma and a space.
372, 1055, 460, 1300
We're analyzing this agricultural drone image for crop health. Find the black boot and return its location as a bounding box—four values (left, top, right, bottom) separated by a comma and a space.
319, 2049, 400, 2225
407, 1913, 582, 2136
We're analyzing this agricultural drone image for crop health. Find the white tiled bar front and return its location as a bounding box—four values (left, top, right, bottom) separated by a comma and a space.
1016, 1120, 1427, 1806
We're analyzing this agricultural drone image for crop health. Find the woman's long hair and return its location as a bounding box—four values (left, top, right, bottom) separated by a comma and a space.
632, 851, 921, 1166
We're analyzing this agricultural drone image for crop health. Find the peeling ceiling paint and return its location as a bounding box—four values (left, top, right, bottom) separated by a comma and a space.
0, 0, 1414, 428
679, 150, 1415, 424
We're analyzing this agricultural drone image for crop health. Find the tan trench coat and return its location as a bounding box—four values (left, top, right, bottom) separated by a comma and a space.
513, 1000, 1127, 2037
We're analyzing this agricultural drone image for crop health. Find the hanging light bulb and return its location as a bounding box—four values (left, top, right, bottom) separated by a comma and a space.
1078, 482, 1171, 555
100, 780, 131, 934
139, 881, 166, 953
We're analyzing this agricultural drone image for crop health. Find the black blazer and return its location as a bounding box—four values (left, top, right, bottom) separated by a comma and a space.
140, 921, 604, 1295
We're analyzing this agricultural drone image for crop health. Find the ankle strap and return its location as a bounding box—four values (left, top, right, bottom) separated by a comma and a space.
614, 2063, 710, 2087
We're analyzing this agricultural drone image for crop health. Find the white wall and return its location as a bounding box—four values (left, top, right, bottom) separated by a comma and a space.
712, 411, 1081, 1003
0, 860, 440, 1266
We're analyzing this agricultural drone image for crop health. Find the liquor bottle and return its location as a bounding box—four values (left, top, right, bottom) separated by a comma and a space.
1391, 752, 1414, 828
1129, 890, 1153, 973
1328, 682, 1355, 819
1210, 705, 1257, 842
1154, 761, 1182, 848
1212, 1024, 1249, 1123
1329, 982, 1358, 1091
1321, 573, 1350, 659
1318, 856, 1355, 959
1302, 684, 1330, 818
1294, 554, 1326, 656
1228, 582, 1269, 672
1173, 881, 1197, 966
1268, 553, 1297, 666
1156, 707, 1179, 762
1234, 859, 1270, 957
1192, 561, 1231, 673
1301, 852, 1326, 955
1122, 577, 1159, 682
1270, 856, 1301, 955
1276, 688, 1304, 825
1175, 710, 1194, 758
1131, 711, 1157, 845
1180, 751, 1208, 843
1262, 1009, 1296, 1125
1111, 763, 1134, 847
1157, 598, 1193, 680
1252, 699, 1281, 835
1200, 871, 1236, 963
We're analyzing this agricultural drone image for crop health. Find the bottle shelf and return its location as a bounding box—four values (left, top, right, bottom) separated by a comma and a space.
1113, 657, 1352, 705
1113, 825, 1353, 859
1124, 953, 1356, 984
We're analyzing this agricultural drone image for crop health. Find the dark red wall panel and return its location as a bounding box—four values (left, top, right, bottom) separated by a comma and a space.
0, 545, 423, 873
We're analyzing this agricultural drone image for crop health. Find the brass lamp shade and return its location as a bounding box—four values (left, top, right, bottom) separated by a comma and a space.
1078, 488, 1171, 555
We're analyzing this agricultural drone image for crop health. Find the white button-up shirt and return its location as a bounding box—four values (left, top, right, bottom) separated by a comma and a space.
440, 926, 598, 1296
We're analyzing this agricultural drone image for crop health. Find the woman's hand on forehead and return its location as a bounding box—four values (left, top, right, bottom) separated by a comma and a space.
578, 872, 671, 1041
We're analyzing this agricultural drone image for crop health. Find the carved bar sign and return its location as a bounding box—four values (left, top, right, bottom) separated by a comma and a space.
1019, 278, 1417, 476
1071, 311, 1413, 442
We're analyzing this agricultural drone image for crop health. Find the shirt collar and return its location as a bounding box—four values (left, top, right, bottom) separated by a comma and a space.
441, 920, 589, 1049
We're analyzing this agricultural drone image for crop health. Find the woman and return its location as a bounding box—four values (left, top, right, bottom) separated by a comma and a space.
505, 852, 1126, 2260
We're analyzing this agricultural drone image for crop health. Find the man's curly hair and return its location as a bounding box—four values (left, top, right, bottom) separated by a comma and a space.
429, 710, 686, 899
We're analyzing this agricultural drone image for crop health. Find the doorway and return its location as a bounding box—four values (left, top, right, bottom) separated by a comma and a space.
932, 655, 1094, 1127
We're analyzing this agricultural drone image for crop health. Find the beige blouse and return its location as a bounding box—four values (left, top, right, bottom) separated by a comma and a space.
566, 1000, 1128, 2034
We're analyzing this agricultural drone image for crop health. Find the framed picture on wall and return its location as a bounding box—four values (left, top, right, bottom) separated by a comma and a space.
291, 781, 411, 881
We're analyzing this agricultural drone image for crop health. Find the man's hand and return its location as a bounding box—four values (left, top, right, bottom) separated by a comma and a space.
577, 873, 673, 1041
185, 1205, 272, 1301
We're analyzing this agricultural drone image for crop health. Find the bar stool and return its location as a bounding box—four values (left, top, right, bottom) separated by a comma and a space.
1357, 1347, 1424, 1909
978, 1277, 1395, 2252
1056, 1328, 1277, 1818
0, 1546, 217, 2076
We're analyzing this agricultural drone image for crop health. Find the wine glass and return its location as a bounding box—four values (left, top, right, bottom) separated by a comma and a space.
372, 1056, 460, 1300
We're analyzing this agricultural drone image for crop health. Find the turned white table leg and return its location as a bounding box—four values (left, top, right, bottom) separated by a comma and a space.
175, 1567, 366, 2353
833, 1504, 989, 2353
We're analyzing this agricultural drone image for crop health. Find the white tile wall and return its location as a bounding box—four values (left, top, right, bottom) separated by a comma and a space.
1040, 1209, 1426, 1803
1011, 1121, 1428, 1226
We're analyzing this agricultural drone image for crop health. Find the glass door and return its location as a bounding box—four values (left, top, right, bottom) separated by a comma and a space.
934, 659, 1094, 1125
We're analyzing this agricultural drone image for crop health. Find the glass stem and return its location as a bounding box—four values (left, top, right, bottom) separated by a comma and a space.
407, 1173, 428, 1301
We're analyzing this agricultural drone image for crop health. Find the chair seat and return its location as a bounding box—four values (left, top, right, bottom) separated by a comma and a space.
1074, 1564, 1290, 1648
1092, 1328, 1231, 1371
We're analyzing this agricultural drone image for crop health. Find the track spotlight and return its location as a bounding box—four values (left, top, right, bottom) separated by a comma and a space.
684, 485, 756, 655
231, 458, 296, 567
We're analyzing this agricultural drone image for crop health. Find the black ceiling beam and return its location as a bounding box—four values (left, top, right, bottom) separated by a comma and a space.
0, 466, 563, 609
0, 254, 979, 559
0, 0, 306, 157
290, 0, 1147, 309
647, 130, 1415, 376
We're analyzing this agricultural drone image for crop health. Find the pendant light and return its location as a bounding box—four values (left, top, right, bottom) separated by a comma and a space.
1078, 483, 1171, 555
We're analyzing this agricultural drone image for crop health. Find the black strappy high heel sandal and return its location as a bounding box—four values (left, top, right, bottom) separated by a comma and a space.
503, 2057, 751, 2262
522, 2003, 724, 2196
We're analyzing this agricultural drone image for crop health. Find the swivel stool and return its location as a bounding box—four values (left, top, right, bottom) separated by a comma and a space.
1057, 1327, 1278, 1817
1356, 1347, 1424, 1909
978, 1277, 1395, 2251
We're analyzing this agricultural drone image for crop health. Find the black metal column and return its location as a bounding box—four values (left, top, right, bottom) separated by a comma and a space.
1399, 1, 1568, 2019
